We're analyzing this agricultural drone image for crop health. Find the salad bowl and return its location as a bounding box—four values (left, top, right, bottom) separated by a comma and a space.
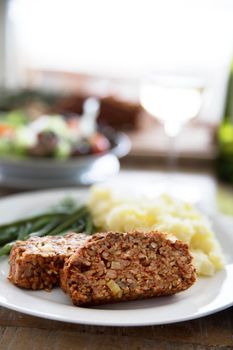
0, 132, 130, 188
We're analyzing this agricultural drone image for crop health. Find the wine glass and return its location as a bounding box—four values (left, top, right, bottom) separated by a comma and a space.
140, 73, 205, 201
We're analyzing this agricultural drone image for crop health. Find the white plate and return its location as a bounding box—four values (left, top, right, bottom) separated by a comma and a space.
0, 189, 233, 327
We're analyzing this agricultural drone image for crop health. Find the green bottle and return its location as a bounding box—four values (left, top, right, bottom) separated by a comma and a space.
217, 60, 233, 183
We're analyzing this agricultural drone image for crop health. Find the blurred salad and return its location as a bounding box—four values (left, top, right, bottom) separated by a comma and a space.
0, 98, 111, 159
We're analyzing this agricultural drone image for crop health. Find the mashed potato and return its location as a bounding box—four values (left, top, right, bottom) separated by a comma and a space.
88, 185, 224, 276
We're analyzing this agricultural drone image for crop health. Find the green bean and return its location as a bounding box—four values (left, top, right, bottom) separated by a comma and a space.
70, 219, 85, 231
68, 222, 85, 234
29, 218, 62, 237
0, 227, 18, 245
84, 214, 94, 234
47, 206, 88, 236
30, 217, 53, 232
0, 212, 67, 232
0, 219, 58, 246
0, 200, 95, 256
17, 222, 33, 240
0, 242, 15, 256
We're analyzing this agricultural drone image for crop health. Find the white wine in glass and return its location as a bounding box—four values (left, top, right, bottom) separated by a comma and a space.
140, 74, 203, 134
140, 73, 204, 200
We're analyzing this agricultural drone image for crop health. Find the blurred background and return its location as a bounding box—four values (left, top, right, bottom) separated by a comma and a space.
0, 0, 233, 209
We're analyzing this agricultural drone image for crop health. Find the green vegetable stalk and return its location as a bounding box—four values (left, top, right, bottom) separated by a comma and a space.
0, 198, 95, 256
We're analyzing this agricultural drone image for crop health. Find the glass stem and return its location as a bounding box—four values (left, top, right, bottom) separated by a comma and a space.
163, 121, 182, 173
167, 135, 177, 172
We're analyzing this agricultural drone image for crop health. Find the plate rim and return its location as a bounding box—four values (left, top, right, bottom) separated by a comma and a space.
0, 276, 232, 327
0, 188, 233, 327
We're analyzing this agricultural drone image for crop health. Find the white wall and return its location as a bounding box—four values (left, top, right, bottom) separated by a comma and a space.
7, 0, 233, 122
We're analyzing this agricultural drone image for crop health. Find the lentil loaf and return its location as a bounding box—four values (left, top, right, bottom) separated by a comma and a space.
61, 231, 196, 306
8, 232, 88, 290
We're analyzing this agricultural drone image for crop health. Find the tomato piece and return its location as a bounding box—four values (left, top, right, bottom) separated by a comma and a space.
0, 124, 15, 136
67, 117, 80, 130
90, 133, 111, 154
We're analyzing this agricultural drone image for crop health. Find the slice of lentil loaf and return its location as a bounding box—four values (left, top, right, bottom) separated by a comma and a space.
61, 231, 196, 306
8, 232, 88, 290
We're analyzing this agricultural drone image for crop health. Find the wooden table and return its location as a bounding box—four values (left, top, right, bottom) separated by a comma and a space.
0, 307, 232, 350
0, 168, 232, 350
